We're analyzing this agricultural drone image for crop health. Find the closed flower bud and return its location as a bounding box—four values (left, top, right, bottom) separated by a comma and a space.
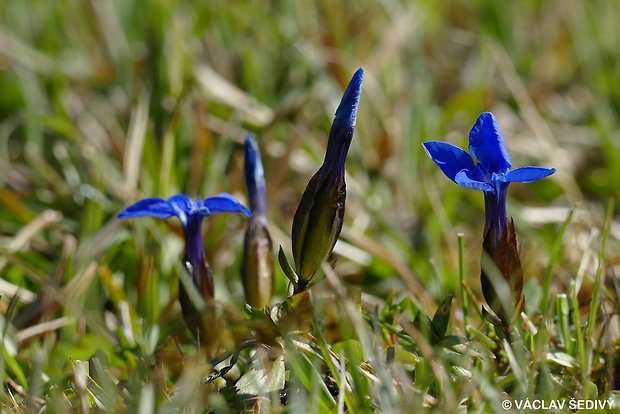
291, 68, 363, 288
242, 218, 275, 308
481, 218, 525, 325
242, 134, 275, 308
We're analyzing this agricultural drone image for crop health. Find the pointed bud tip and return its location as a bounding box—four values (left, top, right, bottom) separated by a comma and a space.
243, 132, 267, 218
244, 133, 261, 175
244, 132, 258, 153
334, 68, 364, 128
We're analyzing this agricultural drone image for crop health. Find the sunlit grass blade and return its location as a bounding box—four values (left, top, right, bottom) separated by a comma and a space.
542, 207, 574, 315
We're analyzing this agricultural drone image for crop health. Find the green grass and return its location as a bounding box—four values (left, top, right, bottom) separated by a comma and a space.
2, 0, 620, 412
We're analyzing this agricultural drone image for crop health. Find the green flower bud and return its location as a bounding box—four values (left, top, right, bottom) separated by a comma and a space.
291, 68, 363, 287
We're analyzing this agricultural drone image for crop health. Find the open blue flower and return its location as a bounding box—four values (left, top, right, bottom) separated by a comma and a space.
119, 193, 250, 339
423, 112, 555, 241
423, 112, 555, 324
119, 194, 250, 288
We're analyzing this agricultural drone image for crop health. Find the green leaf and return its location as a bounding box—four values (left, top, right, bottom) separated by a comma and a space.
431, 294, 454, 340
235, 355, 285, 395
412, 311, 437, 344
332, 339, 367, 364
398, 296, 419, 320
286, 343, 337, 410
544, 351, 576, 368
278, 246, 299, 289
581, 379, 598, 400
393, 345, 421, 366
56, 334, 114, 361
3, 346, 27, 386
244, 304, 271, 321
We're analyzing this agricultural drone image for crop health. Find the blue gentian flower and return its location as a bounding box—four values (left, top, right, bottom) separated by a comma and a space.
119, 193, 250, 339
423, 112, 555, 323
423, 112, 555, 241
291, 68, 363, 288
242, 134, 275, 308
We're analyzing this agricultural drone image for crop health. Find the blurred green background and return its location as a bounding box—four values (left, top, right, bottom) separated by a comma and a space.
1, 0, 619, 411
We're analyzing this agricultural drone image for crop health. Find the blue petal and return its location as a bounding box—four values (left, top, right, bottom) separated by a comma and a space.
502, 166, 556, 183
168, 193, 193, 212
422, 141, 476, 182
118, 197, 176, 220
167, 194, 193, 210
455, 169, 494, 192
167, 194, 194, 226
468, 112, 511, 174
200, 193, 251, 217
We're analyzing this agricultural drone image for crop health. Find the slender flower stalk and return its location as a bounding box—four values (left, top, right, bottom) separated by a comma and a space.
291, 68, 364, 289
423, 112, 555, 324
119, 193, 250, 342
242, 134, 275, 308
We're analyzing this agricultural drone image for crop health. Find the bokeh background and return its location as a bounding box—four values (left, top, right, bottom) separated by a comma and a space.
1, 0, 619, 411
